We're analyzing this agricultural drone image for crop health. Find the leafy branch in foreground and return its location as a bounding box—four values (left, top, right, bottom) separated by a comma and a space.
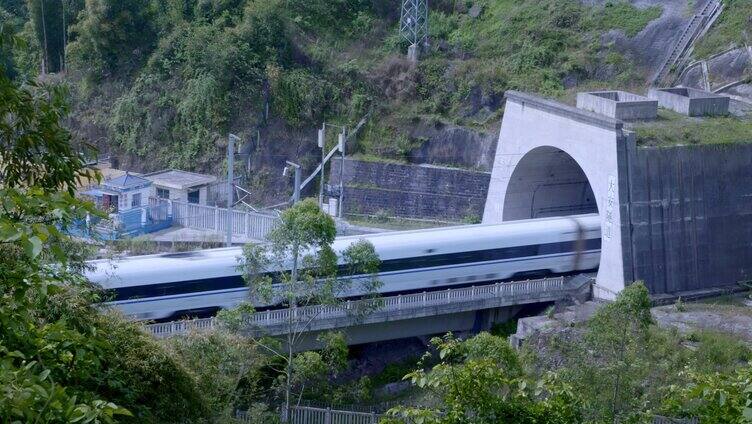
0, 30, 210, 423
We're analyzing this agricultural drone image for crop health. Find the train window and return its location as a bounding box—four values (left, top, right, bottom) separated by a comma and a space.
503, 246, 537, 258
112, 275, 246, 301
585, 238, 602, 250
485, 273, 497, 279
538, 243, 560, 255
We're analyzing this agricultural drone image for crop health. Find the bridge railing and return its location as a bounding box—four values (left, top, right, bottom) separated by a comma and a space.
146, 276, 566, 338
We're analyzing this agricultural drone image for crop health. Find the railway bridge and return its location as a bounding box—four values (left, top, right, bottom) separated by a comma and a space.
147, 275, 592, 349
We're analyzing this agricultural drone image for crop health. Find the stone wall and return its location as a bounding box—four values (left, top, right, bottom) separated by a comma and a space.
626, 143, 752, 293
330, 158, 490, 221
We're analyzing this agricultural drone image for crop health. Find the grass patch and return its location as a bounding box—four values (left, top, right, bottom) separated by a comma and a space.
693, 0, 752, 58
633, 109, 752, 146
589, 1, 663, 37
345, 214, 450, 230
690, 330, 752, 373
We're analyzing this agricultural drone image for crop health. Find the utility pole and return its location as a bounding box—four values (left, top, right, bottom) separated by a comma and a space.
284, 161, 301, 204
318, 125, 326, 208
61, 0, 66, 71
227, 133, 240, 247
338, 128, 346, 218
40, 0, 49, 74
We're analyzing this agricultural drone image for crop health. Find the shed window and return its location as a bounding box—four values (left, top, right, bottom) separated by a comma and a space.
131, 193, 142, 207
156, 187, 170, 199
187, 190, 200, 204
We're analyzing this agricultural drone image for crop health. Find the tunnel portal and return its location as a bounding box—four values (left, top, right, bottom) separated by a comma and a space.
503, 146, 597, 221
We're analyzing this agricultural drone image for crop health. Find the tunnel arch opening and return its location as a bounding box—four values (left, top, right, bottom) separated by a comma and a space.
502, 146, 598, 221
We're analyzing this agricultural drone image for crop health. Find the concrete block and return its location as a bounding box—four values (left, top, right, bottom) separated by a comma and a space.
648, 87, 730, 116
576, 91, 658, 121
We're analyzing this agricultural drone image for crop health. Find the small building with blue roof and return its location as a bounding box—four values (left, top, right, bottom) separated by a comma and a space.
82, 172, 153, 212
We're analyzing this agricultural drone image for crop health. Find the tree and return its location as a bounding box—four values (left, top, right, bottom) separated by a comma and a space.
567, 281, 657, 422
0, 28, 123, 422
384, 332, 582, 424
67, 0, 157, 76
236, 198, 381, 419
529, 281, 681, 422
0, 31, 212, 423
27, 0, 65, 73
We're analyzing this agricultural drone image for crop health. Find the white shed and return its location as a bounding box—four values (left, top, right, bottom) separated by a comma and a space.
143, 169, 217, 205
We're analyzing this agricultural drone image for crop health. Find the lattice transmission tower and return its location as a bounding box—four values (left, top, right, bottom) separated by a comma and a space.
400, 0, 428, 61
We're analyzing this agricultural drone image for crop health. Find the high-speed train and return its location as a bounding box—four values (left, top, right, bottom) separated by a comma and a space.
85, 214, 601, 321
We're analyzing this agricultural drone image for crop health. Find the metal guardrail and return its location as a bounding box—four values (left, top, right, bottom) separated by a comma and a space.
146, 277, 566, 338
653, 0, 720, 85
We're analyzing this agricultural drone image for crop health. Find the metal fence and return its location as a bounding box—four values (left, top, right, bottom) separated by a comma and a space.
234, 407, 692, 424
170, 200, 279, 240
237, 407, 381, 424
286, 406, 381, 424
146, 277, 565, 338
653, 417, 699, 424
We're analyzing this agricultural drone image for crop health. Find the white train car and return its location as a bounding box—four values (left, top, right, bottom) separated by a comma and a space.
86, 214, 601, 320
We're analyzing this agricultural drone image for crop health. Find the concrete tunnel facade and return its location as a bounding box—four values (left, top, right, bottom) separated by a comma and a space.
483, 91, 634, 297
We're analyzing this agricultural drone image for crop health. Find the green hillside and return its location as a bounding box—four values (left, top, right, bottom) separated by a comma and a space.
3, 0, 663, 179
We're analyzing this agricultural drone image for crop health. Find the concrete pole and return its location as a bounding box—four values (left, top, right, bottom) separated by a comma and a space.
318, 125, 326, 209
407, 43, 419, 62
294, 165, 301, 204
285, 161, 302, 204
338, 129, 346, 218
227, 133, 239, 247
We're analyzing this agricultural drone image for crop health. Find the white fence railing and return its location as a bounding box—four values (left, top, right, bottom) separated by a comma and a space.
235, 406, 381, 424
288, 406, 381, 424
168, 200, 280, 240
146, 277, 566, 338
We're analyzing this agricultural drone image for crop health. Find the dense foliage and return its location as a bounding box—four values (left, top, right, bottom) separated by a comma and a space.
0, 30, 223, 423
384, 333, 582, 424
376, 283, 752, 424
519, 283, 752, 423
5, 0, 670, 174
68, 0, 157, 76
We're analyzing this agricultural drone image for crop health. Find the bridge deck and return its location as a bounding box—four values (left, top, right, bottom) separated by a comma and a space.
146, 275, 593, 339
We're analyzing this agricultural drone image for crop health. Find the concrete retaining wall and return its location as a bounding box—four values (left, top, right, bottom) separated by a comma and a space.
330, 158, 490, 221
626, 144, 752, 293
